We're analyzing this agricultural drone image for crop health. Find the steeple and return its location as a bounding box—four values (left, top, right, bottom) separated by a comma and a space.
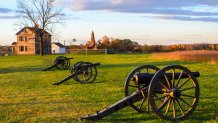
89, 30, 96, 48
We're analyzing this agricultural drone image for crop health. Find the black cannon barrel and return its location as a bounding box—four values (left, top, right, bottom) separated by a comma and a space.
133, 72, 200, 85
77, 63, 100, 68
66, 58, 74, 60
80, 88, 145, 121
91, 63, 100, 67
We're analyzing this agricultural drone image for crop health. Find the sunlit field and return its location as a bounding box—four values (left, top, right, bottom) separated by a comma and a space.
0, 54, 217, 122
152, 50, 218, 64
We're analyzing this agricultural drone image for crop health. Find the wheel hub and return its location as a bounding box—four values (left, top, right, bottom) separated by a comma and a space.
170, 88, 181, 98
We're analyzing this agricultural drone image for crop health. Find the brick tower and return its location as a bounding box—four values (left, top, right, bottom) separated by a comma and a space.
88, 31, 96, 49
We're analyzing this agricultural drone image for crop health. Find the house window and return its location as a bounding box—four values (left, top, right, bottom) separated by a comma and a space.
25, 46, 28, 51
19, 36, 23, 41
19, 46, 24, 51
25, 36, 28, 41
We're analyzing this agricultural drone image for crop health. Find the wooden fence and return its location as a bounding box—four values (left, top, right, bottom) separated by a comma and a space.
68, 49, 107, 54
0, 50, 12, 56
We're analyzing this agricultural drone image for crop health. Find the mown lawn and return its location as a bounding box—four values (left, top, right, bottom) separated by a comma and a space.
0, 54, 217, 123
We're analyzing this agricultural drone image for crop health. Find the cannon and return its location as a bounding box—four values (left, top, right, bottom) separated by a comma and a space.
80, 65, 200, 121
53, 62, 100, 85
42, 56, 73, 71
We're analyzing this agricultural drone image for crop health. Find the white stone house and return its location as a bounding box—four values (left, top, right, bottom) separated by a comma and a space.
51, 42, 66, 54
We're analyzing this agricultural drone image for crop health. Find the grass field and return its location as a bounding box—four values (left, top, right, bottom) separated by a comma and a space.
0, 54, 217, 123
152, 50, 218, 64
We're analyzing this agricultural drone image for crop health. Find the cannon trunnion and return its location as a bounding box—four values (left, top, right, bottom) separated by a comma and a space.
80, 65, 200, 121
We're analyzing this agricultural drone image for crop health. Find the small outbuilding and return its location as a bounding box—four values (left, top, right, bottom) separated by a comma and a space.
51, 42, 66, 54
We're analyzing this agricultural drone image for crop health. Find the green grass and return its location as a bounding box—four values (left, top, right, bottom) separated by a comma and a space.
0, 54, 217, 123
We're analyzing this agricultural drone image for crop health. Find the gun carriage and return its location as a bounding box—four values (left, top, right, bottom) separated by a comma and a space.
53, 62, 100, 85
43, 56, 73, 71
42, 56, 100, 85
80, 65, 200, 121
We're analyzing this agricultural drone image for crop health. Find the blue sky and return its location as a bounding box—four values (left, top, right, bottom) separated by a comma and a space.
0, 0, 218, 45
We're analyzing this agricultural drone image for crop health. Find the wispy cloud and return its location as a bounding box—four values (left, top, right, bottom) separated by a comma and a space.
60, 0, 218, 10
0, 8, 13, 13
151, 15, 218, 23
0, 7, 17, 20
0, 15, 19, 19
59, 0, 218, 22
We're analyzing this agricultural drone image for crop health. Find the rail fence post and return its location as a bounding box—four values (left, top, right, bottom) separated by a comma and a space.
105, 49, 107, 54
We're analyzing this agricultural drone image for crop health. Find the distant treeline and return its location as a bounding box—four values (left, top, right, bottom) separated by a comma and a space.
68, 36, 218, 53
0, 46, 12, 55
139, 43, 218, 53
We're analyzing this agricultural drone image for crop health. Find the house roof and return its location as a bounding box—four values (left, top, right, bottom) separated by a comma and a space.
12, 42, 17, 45
53, 42, 66, 48
16, 27, 51, 36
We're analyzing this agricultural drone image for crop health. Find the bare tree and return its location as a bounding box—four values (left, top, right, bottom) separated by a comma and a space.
101, 35, 110, 48
16, 0, 64, 55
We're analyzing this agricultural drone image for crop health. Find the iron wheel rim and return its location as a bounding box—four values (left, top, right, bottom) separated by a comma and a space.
124, 65, 159, 113
148, 65, 199, 120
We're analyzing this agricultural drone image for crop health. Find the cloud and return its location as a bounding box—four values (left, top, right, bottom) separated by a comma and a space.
0, 8, 17, 19
0, 8, 13, 13
60, 0, 218, 11
59, 0, 218, 22
151, 15, 218, 23
0, 15, 19, 19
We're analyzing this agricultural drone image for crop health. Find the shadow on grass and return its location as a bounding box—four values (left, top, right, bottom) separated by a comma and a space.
179, 97, 218, 121
24, 117, 78, 123
0, 60, 198, 74
0, 99, 118, 106
84, 110, 160, 123
83, 95, 218, 122
95, 107, 217, 122
57, 80, 107, 85
0, 66, 70, 74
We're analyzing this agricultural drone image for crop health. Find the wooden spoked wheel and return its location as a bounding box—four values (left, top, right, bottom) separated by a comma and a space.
71, 61, 83, 82
55, 56, 70, 70
71, 62, 97, 84
124, 65, 159, 113
148, 65, 199, 120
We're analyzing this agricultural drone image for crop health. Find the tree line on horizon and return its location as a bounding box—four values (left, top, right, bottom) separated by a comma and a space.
68, 35, 218, 53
